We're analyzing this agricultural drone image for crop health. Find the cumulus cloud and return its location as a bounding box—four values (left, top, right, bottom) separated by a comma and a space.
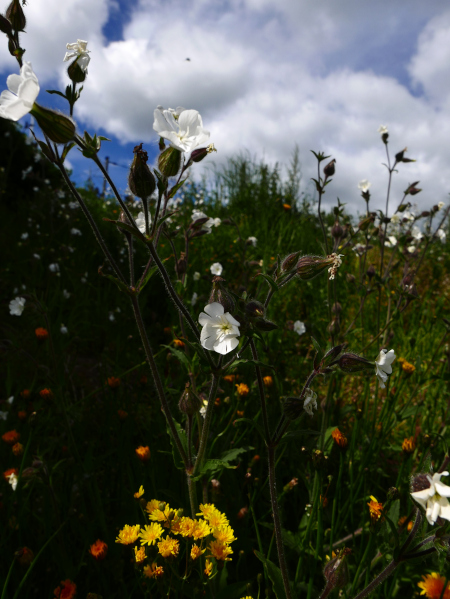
1, 0, 450, 213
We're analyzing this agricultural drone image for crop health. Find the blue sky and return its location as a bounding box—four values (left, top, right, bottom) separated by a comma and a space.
1, 0, 450, 213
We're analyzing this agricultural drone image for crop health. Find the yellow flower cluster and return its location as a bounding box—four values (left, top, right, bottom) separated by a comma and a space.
116, 489, 237, 581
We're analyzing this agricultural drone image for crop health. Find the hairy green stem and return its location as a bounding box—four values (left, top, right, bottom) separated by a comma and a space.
192, 366, 222, 476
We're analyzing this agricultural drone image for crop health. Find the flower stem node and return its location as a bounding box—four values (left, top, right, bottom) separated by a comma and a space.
129, 143, 156, 199
158, 146, 182, 178
30, 103, 76, 144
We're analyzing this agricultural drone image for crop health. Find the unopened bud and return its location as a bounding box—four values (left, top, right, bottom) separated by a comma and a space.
331, 302, 342, 315
158, 146, 182, 178
327, 318, 340, 334
208, 277, 235, 313
178, 383, 202, 416
0, 14, 13, 35
358, 215, 375, 231
421, 211, 430, 218
367, 265, 376, 279
158, 137, 166, 151
337, 353, 373, 373
395, 147, 415, 163
245, 300, 265, 318
128, 143, 156, 199
346, 273, 355, 284
5, 0, 26, 31
323, 159, 336, 178
331, 221, 343, 239
177, 252, 187, 275
281, 251, 302, 273
30, 104, 76, 144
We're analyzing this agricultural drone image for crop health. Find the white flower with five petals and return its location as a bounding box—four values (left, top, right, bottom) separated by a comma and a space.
411, 471, 450, 525
210, 262, 223, 276
358, 180, 371, 193
153, 107, 210, 153
199, 302, 240, 355
63, 40, 90, 73
0, 62, 39, 121
374, 349, 396, 388
9, 296, 26, 316
293, 320, 306, 336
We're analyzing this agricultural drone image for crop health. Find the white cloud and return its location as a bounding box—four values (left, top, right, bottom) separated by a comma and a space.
1, 0, 450, 213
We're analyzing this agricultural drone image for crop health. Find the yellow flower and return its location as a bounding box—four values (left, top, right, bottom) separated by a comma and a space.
178, 517, 196, 537
197, 503, 216, 520
213, 525, 236, 545
204, 558, 213, 577
143, 563, 164, 579
208, 510, 229, 530
149, 503, 175, 526
367, 496, 383, 522
192, 519, 211, 540
134, 546, 146, 563
190, 544, 206, 560
134, 485, 145, 499
240, 597, 254, 599
418, 572, 450, 599
263, 376, 273, 387
402, 436, 416, 454
208, 540, 233, 561
135, 446, 151, 462
139, 523, 164, 546
145, 499, 160, 514
401, 361, 416, 375
235, 383, 250, 397
157, 536, 180, 558
115, 524, 140, 545
331, 428, 348, 449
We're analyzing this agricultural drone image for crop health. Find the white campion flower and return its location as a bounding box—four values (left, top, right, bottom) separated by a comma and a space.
407, 245, 417, 254
198, 302, 240, 355
436, 228, 446, 244
375, 349, 396, 388
0, 62, 40, 122
378, 125, 388, 135
438, 201, 445, 211
21, 232, 29, 240
385, 236, 398, 248
303, 389, 317, 417
293, 320, 306, 336
63, 289, 71, 299
191, 292, 198, 306
0, 411, 7, 420
135, 211, 152, 234
63, 40, 90, 73
411, 471, 450, 525
210, 262, 223, 276
33, 253, 41, 259
192, 210, 215, 234
328, 253, 344, 280
153, 107, 210, 153
60, 324, 68, 334
390, 214, 400, 225
411, 226, 423, 242
247, 236, 257, 247
352, 243, 367, 256
49, 263, 60, 272
193, 272, 201, 281
70, 228, 82, 236
7, 472, 18, 491
7, 396, 14, 404
9, 296, 26, 316
212, 218, 221, 227
358, 180, 371, 193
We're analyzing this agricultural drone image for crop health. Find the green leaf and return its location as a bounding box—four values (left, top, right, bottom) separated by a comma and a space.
100, 273, 132, 295
254, 550, 296, 599
255, 272, 279, 294
60, 142, 75, 163
46, 89, 67, 99
220, 446, 253, 463
138, 265, 158, 292
311, 336, 322, 354
166, 420, 188, 471
161, 344, 191, 372
168, 179, 186, 199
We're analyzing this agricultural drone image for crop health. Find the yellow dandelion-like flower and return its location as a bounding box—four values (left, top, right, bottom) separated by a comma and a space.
235, 383, 250, 397
134, 546, 146, 563
418, 572, 450, 599
240, 596, 254, 599
134, 485, 145, 499
367, 496, 383, 522
402, 436, 416, 454
192, 519, 211, 540
115, 524, 140, 545
209, 540, 233, 561
139, 523, 164, 546
190, 544, 206, 560
204, 558, 213, 577
149, 503, 174, 526
208, 510, 229, 530
145, 499, 160, 514
197, 503, 216, 520
157, 536, 180, 558
213, 525, 237, 545
143, 563, 164, 579
177, 517, 196, 537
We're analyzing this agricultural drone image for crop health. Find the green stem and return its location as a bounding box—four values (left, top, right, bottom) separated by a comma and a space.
130, 295, 188, 467
249, 339, 271, 442
192, 368, 222, 476
268, 443, 293, 599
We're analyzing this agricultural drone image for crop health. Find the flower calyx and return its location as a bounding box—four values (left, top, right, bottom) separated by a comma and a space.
129, 143, 156, 199
178, 383, 202, 416
158, 146, 182, 178
30, 104, 76, 144
5, 0, 26, 32
208, 277, 235, 314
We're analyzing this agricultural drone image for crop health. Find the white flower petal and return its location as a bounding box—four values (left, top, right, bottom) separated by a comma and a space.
203, 302, 224, 318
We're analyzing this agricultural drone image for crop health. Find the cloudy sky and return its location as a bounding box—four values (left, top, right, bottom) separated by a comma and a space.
1, 0, 450, 214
